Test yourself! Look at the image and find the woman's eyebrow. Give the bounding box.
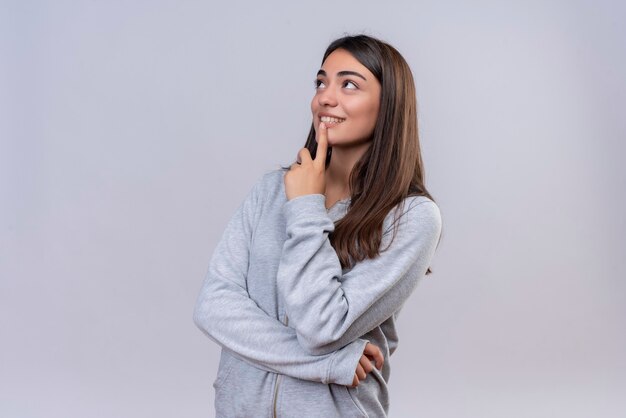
[316,69,367,81]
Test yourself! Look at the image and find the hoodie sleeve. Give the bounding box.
[277,193,442,355]
[193,177,367,386]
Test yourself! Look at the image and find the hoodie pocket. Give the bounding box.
[214,353,275,417]
[277,377,368,417]
[341,386,368,417]
[213,350,236,389]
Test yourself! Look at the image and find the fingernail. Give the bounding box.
[320,122,326,129]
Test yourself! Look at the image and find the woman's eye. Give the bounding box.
[314,79,326,89]
[343,80,358,89]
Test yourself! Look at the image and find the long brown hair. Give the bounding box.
[298,34,440,273]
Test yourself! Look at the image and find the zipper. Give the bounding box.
[272,375,281,417]
[273,314,289,418]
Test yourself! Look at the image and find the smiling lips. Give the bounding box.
[320,115,346,126]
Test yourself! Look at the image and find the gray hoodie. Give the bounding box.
[193,169,442,417]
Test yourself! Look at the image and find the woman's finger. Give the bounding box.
[314,122,328,168]
[364,343,384,370]
[356,363,366,381]
[360,354,373,374]
[297,147,313,165]
[351,374,360,388]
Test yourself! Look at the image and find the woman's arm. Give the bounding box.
[193,176,367,386]
[276,194,442,355]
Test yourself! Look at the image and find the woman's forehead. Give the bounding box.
[321,49,372,78]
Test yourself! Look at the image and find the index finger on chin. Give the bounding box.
[314,121,328,168]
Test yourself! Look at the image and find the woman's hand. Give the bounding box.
[350,342,384,387]
[284,122,328,200]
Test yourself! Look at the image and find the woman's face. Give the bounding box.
[311,48,381,148]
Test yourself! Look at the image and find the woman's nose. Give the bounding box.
[318,86,338,107]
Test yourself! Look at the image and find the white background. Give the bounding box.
[1,0,625,417]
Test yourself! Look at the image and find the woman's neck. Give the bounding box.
[324,142,371,207]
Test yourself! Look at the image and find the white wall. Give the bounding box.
[1,0,624,417]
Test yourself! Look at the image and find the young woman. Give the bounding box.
[194,34,443,417]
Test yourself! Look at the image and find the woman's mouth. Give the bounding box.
[320,115,346,126]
